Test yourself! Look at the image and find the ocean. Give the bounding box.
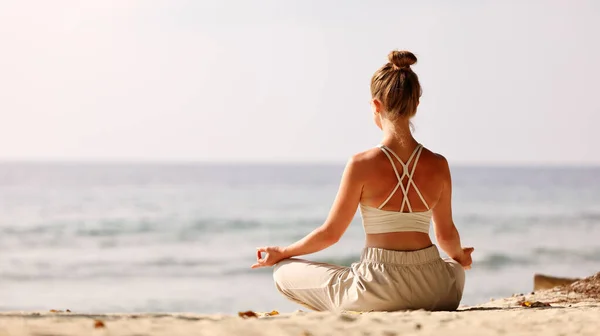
[0,163,599,314]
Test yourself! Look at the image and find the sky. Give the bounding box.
[1,0,599,165]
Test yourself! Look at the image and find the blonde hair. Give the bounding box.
[370,50,422,120]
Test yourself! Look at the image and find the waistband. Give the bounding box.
[360,245,441,265]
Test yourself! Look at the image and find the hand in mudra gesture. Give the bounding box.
[251,246,287,269]
[455,247,474,270]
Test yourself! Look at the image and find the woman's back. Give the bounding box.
[357,141,449,251]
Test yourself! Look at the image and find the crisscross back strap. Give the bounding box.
[377,144,430,212]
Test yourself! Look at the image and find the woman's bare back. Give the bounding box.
[356,142,449,251]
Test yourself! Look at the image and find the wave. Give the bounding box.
[0,253,361,281]
[0,218,320,239]
[0,215,328,237]
[2,246,599,282]
[458,211,600,227]
[0,258,242,281]
[532,247,600,262]
[2,208,598,242]
[580,211,600,222]
[474,253,533,270]
[137,257,222,268]
[473,247,600,271]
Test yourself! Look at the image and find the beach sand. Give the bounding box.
[1,274,599,336]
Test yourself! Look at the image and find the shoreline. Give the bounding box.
[2,274,599,336]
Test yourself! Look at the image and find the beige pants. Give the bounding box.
[273,245,465,312]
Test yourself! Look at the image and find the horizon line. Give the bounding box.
[0,158,599,168]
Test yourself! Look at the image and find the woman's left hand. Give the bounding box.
[251,246,287,269]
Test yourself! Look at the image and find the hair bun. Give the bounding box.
[388,50,417,70]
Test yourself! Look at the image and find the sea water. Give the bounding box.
[0,163,599,313]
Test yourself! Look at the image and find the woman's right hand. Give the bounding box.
[250,246,287,269]
[455,247,474,270]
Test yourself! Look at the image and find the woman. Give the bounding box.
[251,50,474,312]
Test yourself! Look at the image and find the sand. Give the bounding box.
[2,274,599,336]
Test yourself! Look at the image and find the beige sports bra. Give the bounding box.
[360,144,432,234]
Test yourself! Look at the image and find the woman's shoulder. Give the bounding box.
[343,147,386,179]
[420,146,452,175]
[422,146,448,163]
[349,147,382,163]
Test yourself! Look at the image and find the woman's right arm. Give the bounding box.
[432,155,472,266]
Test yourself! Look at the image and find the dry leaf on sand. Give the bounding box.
[519,300,552,308]
[238,311,259,318]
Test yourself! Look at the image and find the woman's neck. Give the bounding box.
[380,118,418,148]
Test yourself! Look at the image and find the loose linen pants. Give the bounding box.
[273,245,465,312]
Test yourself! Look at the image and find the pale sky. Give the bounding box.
[1,0,599,165]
